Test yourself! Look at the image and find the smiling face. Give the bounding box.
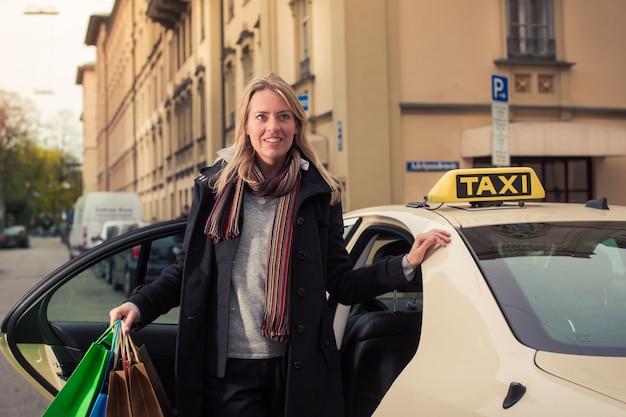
[245,88,297,178]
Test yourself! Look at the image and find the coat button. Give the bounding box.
[296,325,305,333]
[297,251,306,260]
[323,338,330,346]
[296,287,306,297]
[296,216,305,226]
[293,361,303,369]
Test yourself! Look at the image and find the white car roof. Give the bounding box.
[344,201,626,229]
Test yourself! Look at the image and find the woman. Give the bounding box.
[110,73,450,417]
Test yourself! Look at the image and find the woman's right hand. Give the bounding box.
[109,302,139,332]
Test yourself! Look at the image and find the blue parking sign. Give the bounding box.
[298,94,309,111]
[491,75,509,103]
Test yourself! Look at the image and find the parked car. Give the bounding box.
[93,220,143,247]
[92,220,144,280]
[0,225,29,248]
[3,168,626,416]
[109,231,183,296]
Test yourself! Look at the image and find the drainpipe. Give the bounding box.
[103,26,110,191]
[131,0,138,193]
[220,0,226,148]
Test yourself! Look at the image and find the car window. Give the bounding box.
[463,221,626,356]
[47,263,128,322]
[342,216,360,242]
[47,234,181,325]
[347,225,419,312]
[366,235,420,312]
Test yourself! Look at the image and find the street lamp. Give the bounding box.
[23,6,59,15]
[23,6,59,95]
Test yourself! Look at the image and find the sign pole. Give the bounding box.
[491,75,510,167]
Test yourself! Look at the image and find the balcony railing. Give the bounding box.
[507,36,556,60]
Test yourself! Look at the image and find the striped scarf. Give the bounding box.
[205,153,301,343]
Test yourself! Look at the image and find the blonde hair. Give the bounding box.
[213,73,342,204]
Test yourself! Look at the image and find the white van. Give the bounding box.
[68,192,143,258]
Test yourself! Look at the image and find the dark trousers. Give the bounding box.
[205,357,286,417]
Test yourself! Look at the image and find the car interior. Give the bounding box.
[339,232,423,417]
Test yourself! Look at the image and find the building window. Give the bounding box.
[176,26,183,68]
[227,0,234,21]
[241,45,254,84]
[198,80,206,137]
[175,14,193,68]
[506,0,555,60]
[199,0,205,39]
[152,74,158,111]
[168,40,174,80]
[295,0,311,79]
[474,157,591,203]
[187,11,193,56]
[175,95,193,148]
[159,65,164,101]
[224,61,236,129]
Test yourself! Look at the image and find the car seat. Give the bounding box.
[341,239,422,417]
[341,310,422,417]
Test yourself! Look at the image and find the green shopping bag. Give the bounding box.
[42,322,118,417]
[89,322,122,417]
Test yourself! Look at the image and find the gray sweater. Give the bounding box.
[227,189,285,358]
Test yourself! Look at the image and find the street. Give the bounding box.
[0,236,69,417]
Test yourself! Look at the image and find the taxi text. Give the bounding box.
[456,173,531,198]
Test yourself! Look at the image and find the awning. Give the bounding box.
[461,122,626,158]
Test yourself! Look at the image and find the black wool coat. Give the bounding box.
[128,160,411,417]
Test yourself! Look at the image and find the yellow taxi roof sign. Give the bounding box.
[427,167,546,204]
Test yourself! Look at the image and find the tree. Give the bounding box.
[0,90,82,229]
[0,90,39,228]
[42,109,82,162]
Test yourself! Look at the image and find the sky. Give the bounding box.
[0,0,114,123]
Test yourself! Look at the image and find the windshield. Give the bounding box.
[462,222,626,356]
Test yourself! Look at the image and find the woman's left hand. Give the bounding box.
[406,229,451,266]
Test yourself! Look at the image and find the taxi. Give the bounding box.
[339,167,626,416]
[2,167,626,416]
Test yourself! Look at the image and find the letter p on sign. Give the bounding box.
[492,75,509,103]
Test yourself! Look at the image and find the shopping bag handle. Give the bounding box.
[95,320,120,346]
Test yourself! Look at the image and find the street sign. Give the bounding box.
[337,120,343,151]
[298,94,309,112]
[492,75,508,102]
[406,161,459,172]
[491,74,510,167]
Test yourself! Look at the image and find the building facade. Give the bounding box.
[78,0,626,221]
[75,63,98,195]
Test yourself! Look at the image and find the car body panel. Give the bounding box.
[534,352,626,403]
[0,339,54,399]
